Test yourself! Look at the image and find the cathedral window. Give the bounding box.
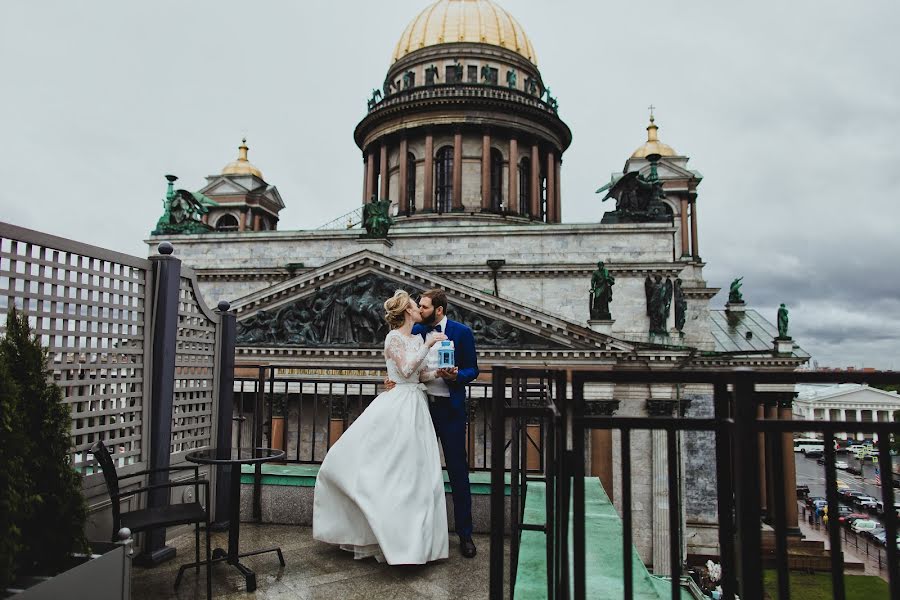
[467,65,478,83]
[490,148,503,212]
[518,157,531,216]
[215,214,239,231]
[434,146,454,214]
[406,152,417,215]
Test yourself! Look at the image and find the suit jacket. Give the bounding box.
[412,319,479,407]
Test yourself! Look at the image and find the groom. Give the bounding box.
[415,288,479,558]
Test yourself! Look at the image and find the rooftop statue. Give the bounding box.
[777,303,790,339]
[152,175,216,235]
[362,195,394,239]
[674,278,687,332]
[506,69,517,89]
[598,157,668,223]
[728,277,744,304]
[589,261,615,320]
[645,275,673,336]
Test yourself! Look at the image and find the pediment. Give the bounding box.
[199,177,250,197]
[231,250,633,353]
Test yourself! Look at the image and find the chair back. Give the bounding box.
[90,441,121,526]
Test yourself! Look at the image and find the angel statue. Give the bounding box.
[589,261,615,320]
[645,275,673,336]
[728,277,744,304]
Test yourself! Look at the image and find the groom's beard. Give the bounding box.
[421,311,437,326]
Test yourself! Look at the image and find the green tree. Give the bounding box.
[0,337,27,588]
[1,308,87,579]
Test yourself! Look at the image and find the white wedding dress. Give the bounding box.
[312,329,449,564]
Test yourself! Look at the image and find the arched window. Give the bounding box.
[215,214,239,231]
[434,146,454,214]
[490,148,503,212]
[406,152,417,215]
[518,157,531,216]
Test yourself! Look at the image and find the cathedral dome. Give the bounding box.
[392,0,537,65]
[222,139,263,179]
[631,116,678,159]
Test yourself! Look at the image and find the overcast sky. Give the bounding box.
[2,1,898,368]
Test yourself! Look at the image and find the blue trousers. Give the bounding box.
[429,395,473,537]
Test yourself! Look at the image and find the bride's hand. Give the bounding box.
[427,333,448,347]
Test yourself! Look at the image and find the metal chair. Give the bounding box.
[91,441,212,599]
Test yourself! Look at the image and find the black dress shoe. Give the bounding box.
[459,536,477,558]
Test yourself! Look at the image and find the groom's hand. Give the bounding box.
[437,367,458,381]
[383,377,396,391]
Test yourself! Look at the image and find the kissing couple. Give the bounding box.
[312,288,479,564]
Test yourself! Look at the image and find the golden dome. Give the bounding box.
[392,0,537,65]
[222,139,263,179]
[631,116,678,159]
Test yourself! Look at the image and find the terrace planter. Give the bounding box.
[3,537,133,600]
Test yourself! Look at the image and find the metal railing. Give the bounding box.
[490,367,568,600]
[486,366,900,600]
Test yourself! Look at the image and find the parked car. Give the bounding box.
[834,460,850,470]
[841,513,870,525]
[856,496,879,510]
[841,491,867,505]
[806,495,825,509]
[851,519,880,534]
[816,456,826,465]
[805,449,824,459]
[864,527,886,542]
[796,485,811,499]
[875,501,900,515]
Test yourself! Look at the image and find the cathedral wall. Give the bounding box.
[156,223,715,346]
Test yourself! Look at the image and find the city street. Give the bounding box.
[795,452,900,500]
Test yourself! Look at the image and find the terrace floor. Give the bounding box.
[132,524,502,599]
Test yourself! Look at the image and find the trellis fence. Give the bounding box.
[0,221,235,561]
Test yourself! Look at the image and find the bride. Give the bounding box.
[312,289,450,564]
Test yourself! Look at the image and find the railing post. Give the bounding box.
[137,242,181,565]
[731,369,763,599]
[212,301,236,530]
[490,365,507,600]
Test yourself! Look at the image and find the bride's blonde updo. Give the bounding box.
[383,290,411,329]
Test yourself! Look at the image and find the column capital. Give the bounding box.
[584,399,620,416]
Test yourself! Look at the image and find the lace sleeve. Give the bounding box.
[384,333,430,379]
[419,369,437,382]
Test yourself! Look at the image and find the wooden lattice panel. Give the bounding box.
[170,273,217,456]
[0,230,151,474]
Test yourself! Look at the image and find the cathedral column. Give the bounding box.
[779,396,800,534]
[530,143,540,219]
[588,400,618,502]
[555,156,562,223]
[423,133,434,212]
[481,132,491,211]
[379,143,389,201]
[508,138,518,214]
[453,130,463,210]
[361,155,367,205]
[680,198,690,257]
[690,199,700,260]
[757,402,768,517]
[238,209,246,232]
[765,400,779,521]
[647,396,679,576]
[365,151,376,202]
[546,150,556,223]
[399,137,408,214]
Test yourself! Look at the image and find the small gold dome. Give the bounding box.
[631,116,678,159]
[222,139,263,179]
[392,0,537,65]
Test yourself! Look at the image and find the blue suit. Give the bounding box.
[412,319,479,537]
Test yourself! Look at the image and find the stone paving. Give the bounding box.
[132,524,504,599]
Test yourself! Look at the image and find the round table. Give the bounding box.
[177,447,286,592]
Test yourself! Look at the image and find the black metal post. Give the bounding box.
[212,301,236,531]
[572,373,586,600]
[137,242,181,565]
[489,366,507,600]
[713,381,737,600]
[732,370,762,599]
